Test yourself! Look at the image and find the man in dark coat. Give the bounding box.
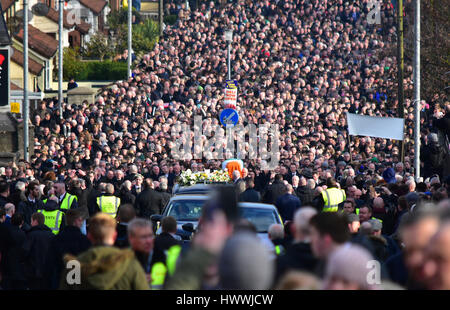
[118,181,136,206]
[1,213,27,289]
[152,216,181,265]
[276,207,319,283]
[135,178,164,219]
[421,133,446,179]
[239,178,261,203]
[296,177,316,207]
[0,180,10,209]
[22,212,54,290]
[17,181,44,229]
[157,182,172,211]
[114,204,136,249]
[262,174,287,205]
[44,209,91,289]
[275,184,301,222]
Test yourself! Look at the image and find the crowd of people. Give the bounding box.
[0,0,449,290]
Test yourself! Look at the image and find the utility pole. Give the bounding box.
[414,0,421,181]
[23,0,29,161]
[58,0,63,120]
[127,0,132,79]
[159,0,163,36]
[397,0,405,162]
[23,0,30,161]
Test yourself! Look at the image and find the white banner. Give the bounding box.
[346,112,405,140]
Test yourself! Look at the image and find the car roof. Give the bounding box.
[173,183,234,195]
[168,196,277,210]
[238,202,277,210]
[170,194,211,201]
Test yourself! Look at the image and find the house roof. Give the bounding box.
[75,21,91,34]
[45,6,75,29]
[11,81,21,90]
[1,0,15,11]
[0,0,12,46]
[31,3,91,34]
[11,47,44,75]
[14,24,58,59]
[79,0,107,15]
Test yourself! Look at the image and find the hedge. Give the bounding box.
[64,60,128,81]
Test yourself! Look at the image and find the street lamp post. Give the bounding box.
[58,0,63,120]
[224,29,233,81]
[23,0,29,161]
[127,0,132,79]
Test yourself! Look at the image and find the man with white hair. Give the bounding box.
[275,207,318,281]
[406,179,416,193]
[4,203,15,225]
[268,224,286,256]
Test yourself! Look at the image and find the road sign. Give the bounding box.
[10,102,20,113]
[220,108,239,127]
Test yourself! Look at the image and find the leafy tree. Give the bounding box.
[83,32,114,61]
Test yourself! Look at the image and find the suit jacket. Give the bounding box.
[239,188,261,203]
[152,232,181,265]
[275,193,301,222]
[22,225,54,280]
[135,188,164,218]
[262,180,286,205]
[18,199,45,226]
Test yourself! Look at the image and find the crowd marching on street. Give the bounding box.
[0,0,450,290]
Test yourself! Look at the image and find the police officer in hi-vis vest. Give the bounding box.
[314,177,346,213]
[53,179,78,211]
[38,196,65,235]
[96,183,121,218]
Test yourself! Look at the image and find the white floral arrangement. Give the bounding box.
[178,169,231,186]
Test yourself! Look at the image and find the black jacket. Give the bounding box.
[157,190,172,210]
[275,242,318,283]
[1,224,27,289]
[152,232,181,265]
[118,189,136,207]
[114,223,130,249]
[262,180,286,205]
[70,188,90,220]
[0,194,10,208]
[22,224,54,280]
[296,186,316,207]
[18,198,45,226]
[239,188,261,203]
[421,143,445,178]
[135,188,164,219]
[44,225,91,289]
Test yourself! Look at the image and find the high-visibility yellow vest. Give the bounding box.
[151,262,167,290]
[122,0,128,8]
[38,209,63,235]
[97,196,121,218]
[60,194,78,211]
[275,245,285,256]
[150,244,182,289]
[166,245,182,276]
[321,188,346,212]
